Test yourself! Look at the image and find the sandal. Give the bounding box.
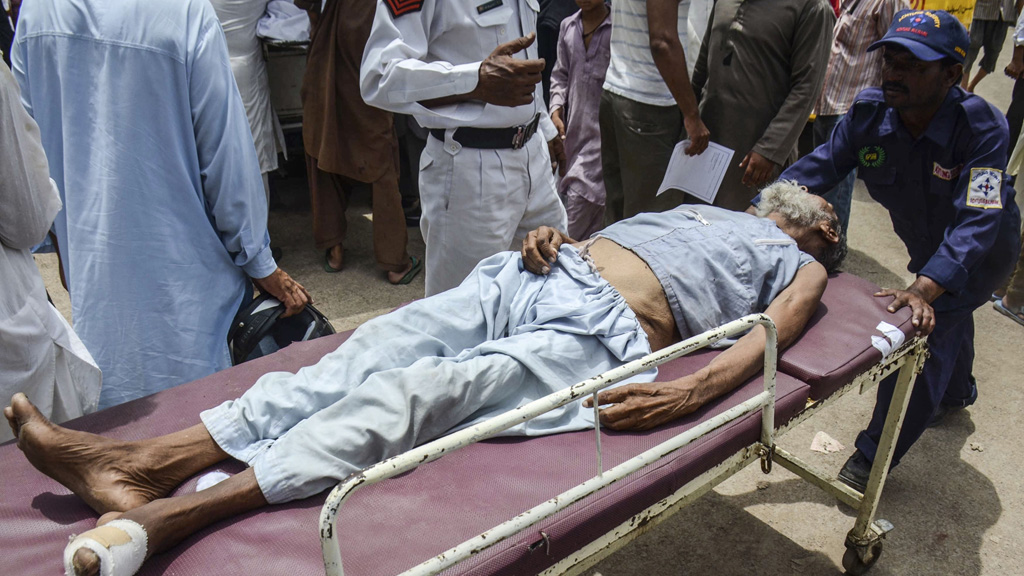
[323,247,343,273]
[389,256,423,285]
[993,299,1024,327]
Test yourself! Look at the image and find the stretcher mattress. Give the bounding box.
[0,272,907,576]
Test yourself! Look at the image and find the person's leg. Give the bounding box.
[616,97,686,217]
[968,21,1007,92]
[600,89,625,225]
[306,154,347,270]
[564,188,606,240]
[247,251,652,504]
[962,19,985,90]
[3,394,228,515]
[69,467,266,576]
[366,153,414,281]
[999,224,1024,315]
[511,134,569,248]
[853,308,974,466]
[1007,78,1024,150]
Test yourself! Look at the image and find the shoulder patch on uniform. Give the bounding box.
[967,168,1003,209]
[385,0,423,18]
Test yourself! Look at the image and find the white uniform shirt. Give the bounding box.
[360,0,557,141]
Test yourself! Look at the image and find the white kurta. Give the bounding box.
[12,0,277,409]
[210,0,285,175]
[0,61,101,441]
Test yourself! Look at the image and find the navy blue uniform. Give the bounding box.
[779,86,1021,465]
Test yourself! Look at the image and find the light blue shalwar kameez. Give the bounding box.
[11,0,276,408]
[202,248,654,504]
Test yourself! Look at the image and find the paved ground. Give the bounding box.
[33,39,1023,576]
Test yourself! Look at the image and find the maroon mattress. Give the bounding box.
[0,272,900,576]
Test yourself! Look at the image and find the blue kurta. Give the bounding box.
[12,0,277,408]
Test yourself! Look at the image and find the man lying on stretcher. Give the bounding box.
[5,181,846,576]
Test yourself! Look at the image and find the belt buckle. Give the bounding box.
[511,113,540,150]
[512,125,525,150]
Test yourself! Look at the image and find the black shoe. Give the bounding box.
[838,450,871,493]
[926,403,962,428]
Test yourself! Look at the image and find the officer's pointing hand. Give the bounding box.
[473,33,546,107]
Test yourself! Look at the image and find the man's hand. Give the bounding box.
[739,151,777,187]
[551,107,566,140]
[548,136,567,176]
[874,276,944,336]
[521,226,574,275]
[582,378,704,431]
[253,268,312,318]
[471,33,545,107]
[683,114,710,156]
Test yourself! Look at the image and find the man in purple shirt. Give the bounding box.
[549,0,611,239]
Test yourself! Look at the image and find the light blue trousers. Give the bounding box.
[202,247,653,504]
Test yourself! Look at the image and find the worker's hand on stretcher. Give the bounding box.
[874,275,943,337]
[521,226,576,275]
[253,268,312,318]
[583,376,706,431]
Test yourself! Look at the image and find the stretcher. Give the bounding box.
[0,272,924,576]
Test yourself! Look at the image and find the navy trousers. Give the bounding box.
[855,299,979,466]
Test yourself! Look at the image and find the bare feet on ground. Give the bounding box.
[327,244,344,271]
[3,393,181,514]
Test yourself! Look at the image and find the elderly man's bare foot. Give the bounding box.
[5,394,195,514]
[67,469,267,576]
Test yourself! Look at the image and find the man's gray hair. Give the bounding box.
[756,180,848,274]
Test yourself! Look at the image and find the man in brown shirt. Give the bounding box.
[297,0,420,284]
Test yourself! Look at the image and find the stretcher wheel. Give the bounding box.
[842,540,882,575]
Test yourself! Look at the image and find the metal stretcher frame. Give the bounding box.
[318,314,927,576]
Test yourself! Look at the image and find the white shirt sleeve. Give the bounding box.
[1015,10,1024,46]
[360,1,485,124]
[0,61,61,251]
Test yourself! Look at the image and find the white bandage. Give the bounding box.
[870,321,906,359]
[64,519,148,576]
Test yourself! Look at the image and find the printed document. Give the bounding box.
[657,141,735,204]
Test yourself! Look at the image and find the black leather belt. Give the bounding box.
[429,113,540,150]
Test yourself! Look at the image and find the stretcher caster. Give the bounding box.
[842,539,882,575]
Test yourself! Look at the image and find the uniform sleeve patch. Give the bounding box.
[967,167,1003,209]
[385,0,423,18]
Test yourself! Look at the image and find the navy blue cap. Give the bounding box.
[867,10,969,64]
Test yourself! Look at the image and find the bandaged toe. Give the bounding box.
[63,519,148,576]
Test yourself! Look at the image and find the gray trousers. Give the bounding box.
[600,90,688,224]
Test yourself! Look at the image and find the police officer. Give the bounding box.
[361,0,569,296]
[764,10,1021,491]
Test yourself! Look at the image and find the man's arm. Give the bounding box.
[743,0,835,187]
[188,12,310,316]
[648,0,709,155]
[584,262,828,431]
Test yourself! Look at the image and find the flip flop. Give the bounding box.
[993,299,1024,327]
[389,256,423,285]
[64,518,148,576]
[323,248,343,274]
[991,293,1002,302]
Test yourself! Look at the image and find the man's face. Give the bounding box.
[880,46,954,111]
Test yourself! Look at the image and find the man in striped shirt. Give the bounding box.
[600,0,709,224]
[813,0,910,232]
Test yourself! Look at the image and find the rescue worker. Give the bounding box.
[360,0,569,296]
[760,10,1021,491]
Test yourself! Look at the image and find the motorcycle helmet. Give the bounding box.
[228,293,336,365]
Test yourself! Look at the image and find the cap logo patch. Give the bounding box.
[898,11,942,27]
[858,146,887,168]
[385,0,423,18]
[967,167,1003,209]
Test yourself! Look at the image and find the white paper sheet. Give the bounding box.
[657,140,735,204]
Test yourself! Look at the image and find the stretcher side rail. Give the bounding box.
[319,314,780,576]
[541,335,928,576]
